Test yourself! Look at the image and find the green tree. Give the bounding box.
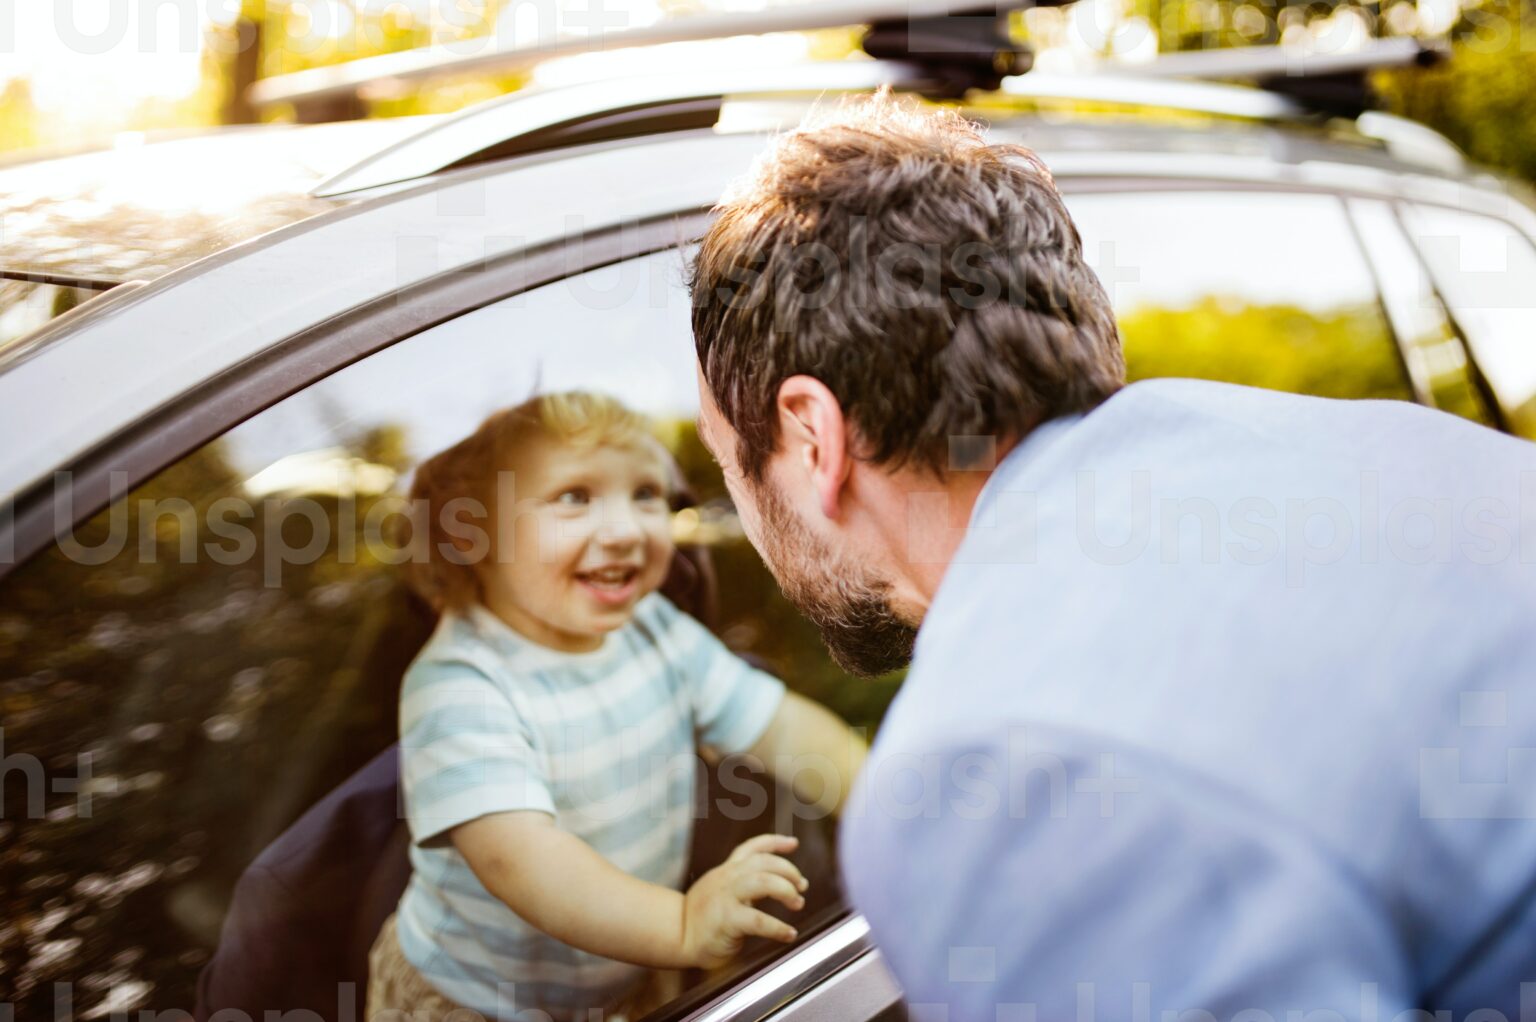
[1377,0,1536,184]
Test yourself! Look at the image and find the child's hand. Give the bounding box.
[681,834,808,970]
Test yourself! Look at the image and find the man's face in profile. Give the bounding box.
[695,366,916,678]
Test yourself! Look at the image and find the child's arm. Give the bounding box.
[745,691,869,816]
[453,814,807,970]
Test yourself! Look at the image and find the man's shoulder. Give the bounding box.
[1083,378,1534,467]
[976,377,1536,536]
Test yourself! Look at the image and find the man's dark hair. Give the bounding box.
[690,92,1125,481]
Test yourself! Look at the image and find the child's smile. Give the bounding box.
[574,562,644,606]
[476,436,674,652]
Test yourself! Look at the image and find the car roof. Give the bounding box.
[0,110,1522,501]
[0,94,1489,293]
[0,129,760,509]
[0,117,438,289]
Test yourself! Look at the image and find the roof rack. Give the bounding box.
[306,30,1455,197]
[1123,35,1449,117]
[1000,71,1305,120]
[999,37,1449,121]
[250,0,1039,120]
[0,269,121,292]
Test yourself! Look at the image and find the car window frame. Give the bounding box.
[2,209,711,581]
[1391,197,1536,436]
[0,204,901,1022]
[11,165,1527,1022]
[1343,196,1505,429]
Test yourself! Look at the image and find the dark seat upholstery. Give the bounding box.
[194,743,406,1021]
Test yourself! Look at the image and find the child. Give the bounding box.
[367,392,868,1022]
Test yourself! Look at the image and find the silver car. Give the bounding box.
[3,5,1534,1019]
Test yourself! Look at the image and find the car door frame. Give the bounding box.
[1052,174,1536,430]
[0,129,789,572]
[1388,196,1536,435]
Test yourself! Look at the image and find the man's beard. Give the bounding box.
[751,479,917,678]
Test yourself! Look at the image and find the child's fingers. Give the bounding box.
[728,833,798,863]
[742,852,808,893]
[734,872,805,911]
[733,905,797,944]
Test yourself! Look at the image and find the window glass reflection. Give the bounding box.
[0,248,883,1017]
[1344,198,1493,427]
[1399,203,1536,439]
[1067,191,1414,403]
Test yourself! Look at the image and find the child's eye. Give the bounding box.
[555,488,590,506]
[634,484,665,503]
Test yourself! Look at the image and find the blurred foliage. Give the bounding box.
[1376,0,1536,183]
[0,430,424,1015]
[1120,297,1415,399]
[0,0,1531,190]
[236,0,530,120]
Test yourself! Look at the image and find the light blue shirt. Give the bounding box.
[397,593,784,1020]
[842,379,1536,1021]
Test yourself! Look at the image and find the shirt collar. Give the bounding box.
[967,412,1085,531]
[463,602,619,671]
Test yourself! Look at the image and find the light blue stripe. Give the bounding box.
[699,672,785,754]
[542,722,693,804]
[513,656,687,733]
[395,592,784,1018]
[409,757,549,809]
[404,704,529,747]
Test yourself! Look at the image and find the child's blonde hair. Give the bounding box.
[404,391,662,612]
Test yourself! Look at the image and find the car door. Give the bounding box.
[0,208,903,1020]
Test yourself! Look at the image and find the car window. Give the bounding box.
[1398,203,1536,439]
[0,247,885,1017]
[1344,198,1495,428]
[1066,190,1415,403]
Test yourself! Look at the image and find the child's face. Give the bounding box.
[477,435,675,652]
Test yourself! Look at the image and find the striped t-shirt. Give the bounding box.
[395,593,786,1020]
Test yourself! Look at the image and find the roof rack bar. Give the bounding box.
[864,5,1036,96]
[249,0,1030,112]
[999,70,1306,119]
[1120,36,1449,117]
[1125,35,1448,83]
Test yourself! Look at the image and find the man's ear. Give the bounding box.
[776,375,850,520]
